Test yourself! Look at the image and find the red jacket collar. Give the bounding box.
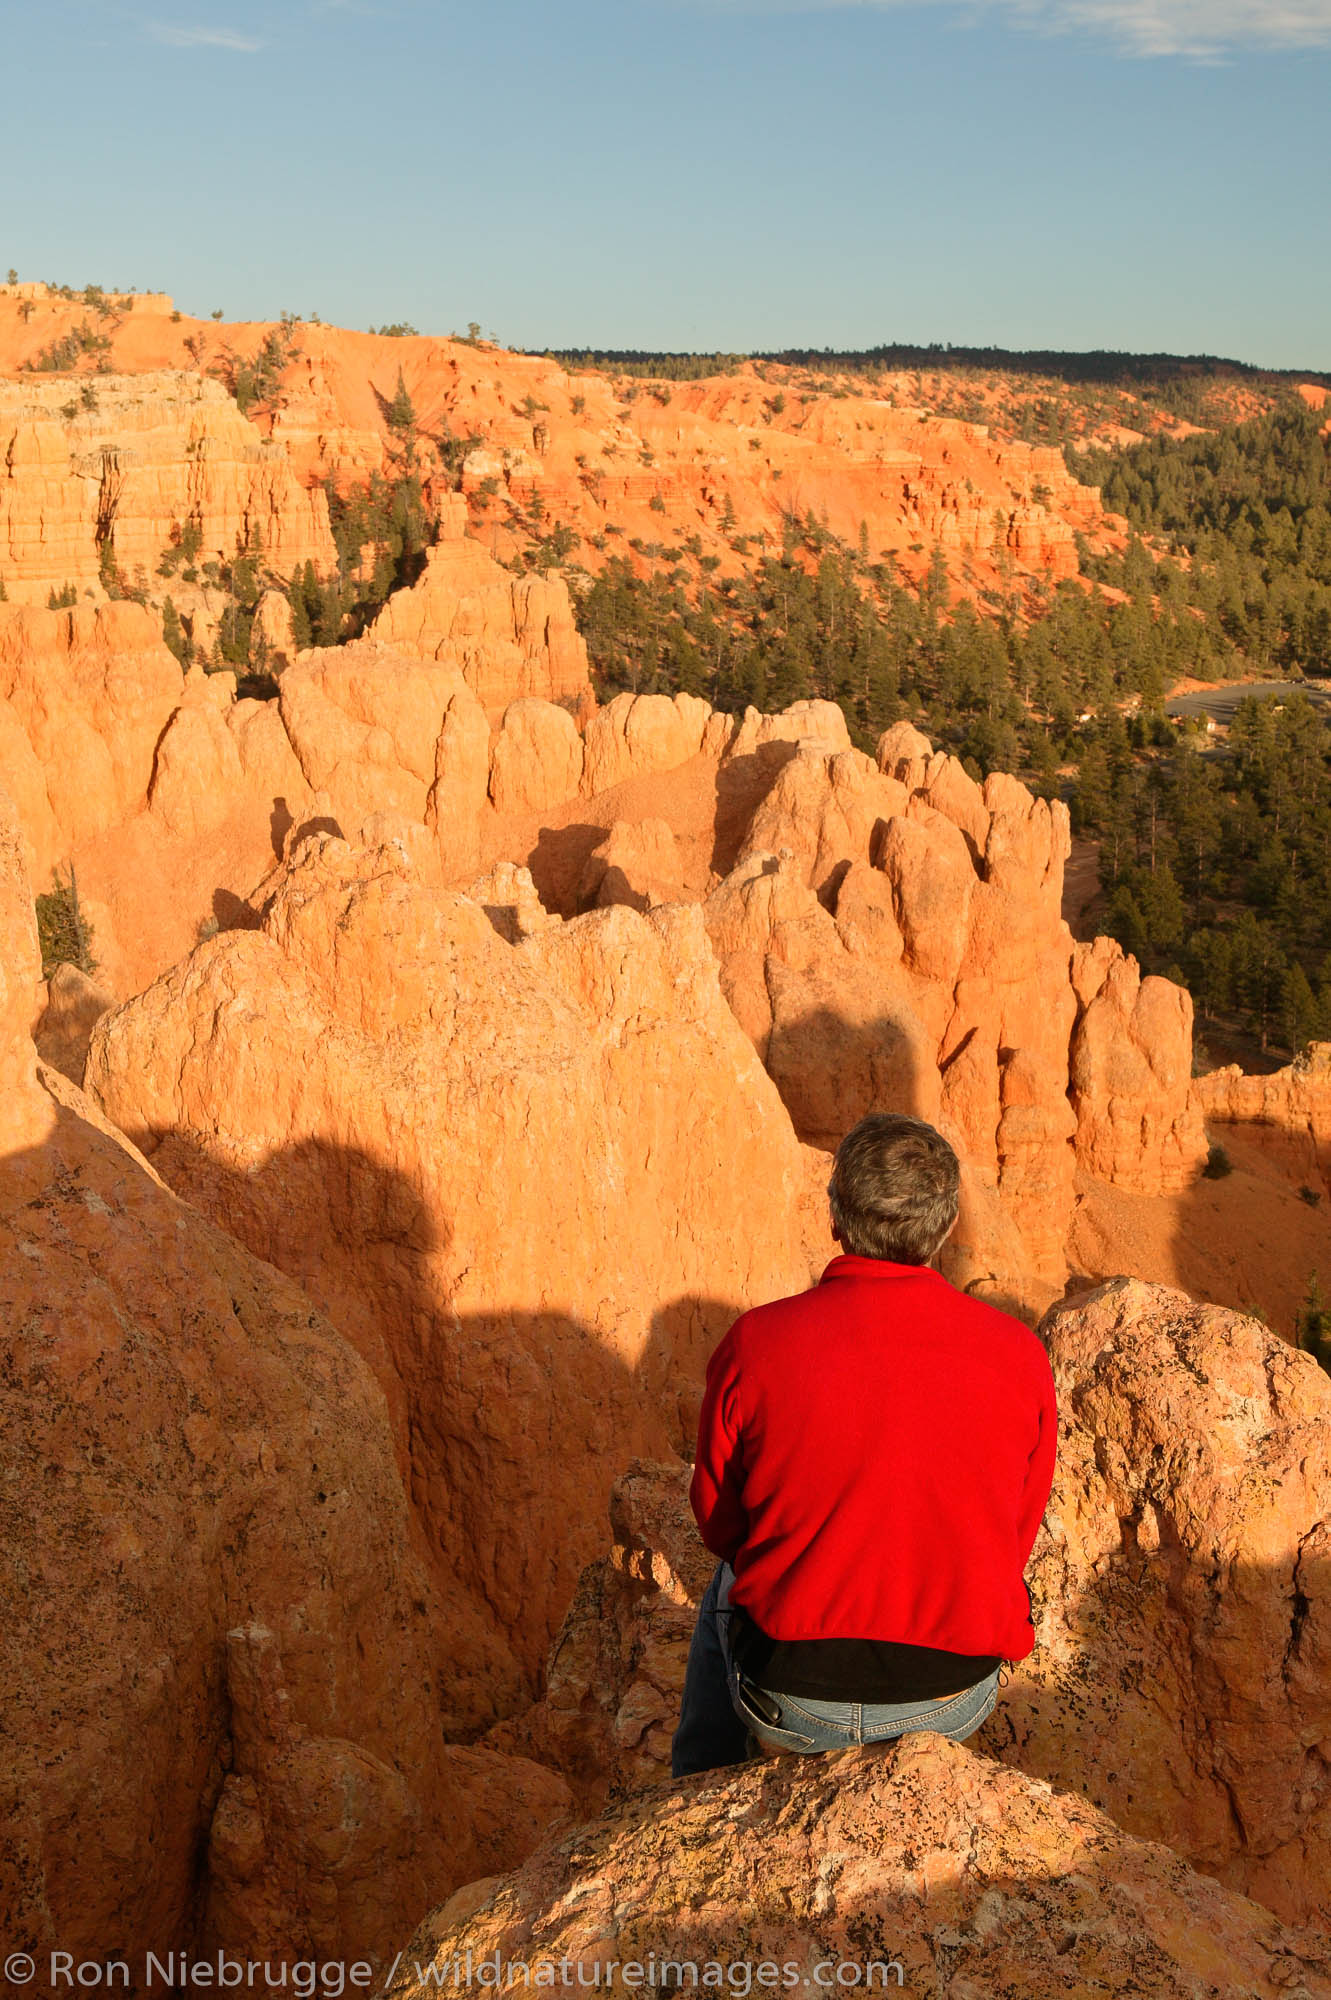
[820,1253,944,1284]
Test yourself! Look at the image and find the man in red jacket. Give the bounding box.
[671,1111,1057,1773]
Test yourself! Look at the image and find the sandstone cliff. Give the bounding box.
[0,600,184,887]
[85,827,819,1715]
[0,371,333,604]
[0,786,570,1977]
[1198,1042,1331,1194]
[0,286,1121,612]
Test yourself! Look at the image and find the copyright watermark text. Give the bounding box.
[1,1951,906,1996]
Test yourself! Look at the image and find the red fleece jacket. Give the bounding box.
[690,1255,1058,1662]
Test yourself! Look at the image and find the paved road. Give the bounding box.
[1165,680,1331,724]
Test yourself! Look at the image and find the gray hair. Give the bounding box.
[827,1113,960,1265]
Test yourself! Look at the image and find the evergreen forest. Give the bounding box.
[574,398,1331,1062]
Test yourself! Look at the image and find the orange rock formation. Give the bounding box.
[0,370,333,604]
[389,1738,1331,2000]
[367,495,593,716]
[990,1276,1331,1927]
[0,285,1120,610]
[8,281,1331,1997]
[2,558,1310,1333]
[0,507,593,989]
[85,829,820,1712]
[697,719,1205,1309]
[0,786,568,1978]
[1198,1042,1331,1193]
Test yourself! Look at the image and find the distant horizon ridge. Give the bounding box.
[534,341,1331,385]
[4,283,1330,383]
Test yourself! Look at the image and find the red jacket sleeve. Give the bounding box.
[1016,1350,1059,1564]
[689,1323,747,1562]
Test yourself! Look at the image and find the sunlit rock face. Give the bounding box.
[86,826,817,1717]
[986,1275,1331,1930]
[0,370,335,605]
[387,1736,1331,2000]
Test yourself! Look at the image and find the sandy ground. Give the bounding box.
[1067,1124,1331,1341]
[477,746,789,915]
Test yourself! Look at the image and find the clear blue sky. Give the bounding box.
[4,0,1329,367]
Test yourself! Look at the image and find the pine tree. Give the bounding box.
[1069,744,1107,833]
[1281,962,1321,1059]
[1105,882,1147,961]
[386,369,416,437]
[1136,862,1185,955]
[161,596,190,666]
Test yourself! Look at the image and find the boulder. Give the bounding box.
[737,745,908,899]
[579,818,684,912]
[985,1277,1331,1928]
[580,692,712,796]
[489,698,584,814]
[389,1740,1331,2000]
[278,637,472,825]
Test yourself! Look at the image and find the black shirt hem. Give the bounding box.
[731,1608,1003,1702]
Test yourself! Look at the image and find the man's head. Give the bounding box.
[827,1113,960,1266]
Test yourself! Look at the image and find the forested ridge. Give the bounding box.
[541,345,1330,439]
[574,397,1331,1060]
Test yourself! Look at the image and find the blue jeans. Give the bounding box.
[671,1562,750,1776]
[671,1562,1002,1776]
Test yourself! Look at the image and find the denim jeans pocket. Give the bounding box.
[734,1682,818,1749]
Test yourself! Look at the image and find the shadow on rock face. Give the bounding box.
[0,1098,499,1992]
[710,744,801,881]
[763,1002,931,1156]
[211,886,263,931]
[524,821,613,916]
[82,1120,747,1737]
